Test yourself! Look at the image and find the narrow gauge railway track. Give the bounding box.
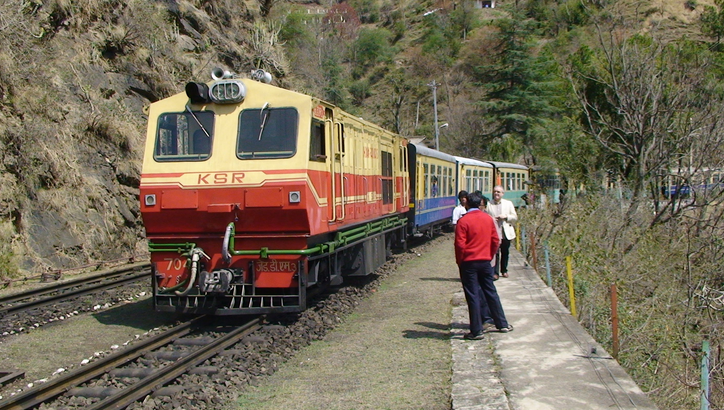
[0,316,262,410]
[0,237,445,409]
[0,262,150,318]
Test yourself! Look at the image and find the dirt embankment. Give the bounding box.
[0,0,269,275]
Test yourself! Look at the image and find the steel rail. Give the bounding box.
[87,318,262,410]
[0,264,150,317]
[0,262,150,305]
[0,317,203,410]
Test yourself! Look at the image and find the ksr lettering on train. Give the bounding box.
[197,172,245,185]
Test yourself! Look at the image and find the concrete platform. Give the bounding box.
[451,250,659,410]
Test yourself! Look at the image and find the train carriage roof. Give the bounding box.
[454,156,494,168]
[486,161,529,171]
[410,143,457,163]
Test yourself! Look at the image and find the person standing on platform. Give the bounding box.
[452,190,468,226]
[486,185,517,278]
[455,191,513,339]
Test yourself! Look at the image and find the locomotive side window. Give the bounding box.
[237,107,298,159]
[310,119,326,162]
[154,111,214,161]
[337,124,346,155]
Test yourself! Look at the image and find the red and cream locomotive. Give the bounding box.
[140,69,410,315]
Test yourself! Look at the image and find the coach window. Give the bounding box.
[447,167,452,196]
[310,119,326,162]
[424,163,429,197]
[436,166,442,196]
[237,107,298,159]
[155,111,214,162]
[444,167,449,196]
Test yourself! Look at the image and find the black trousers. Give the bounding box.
[458,260,509,334]
[493,237,511,275]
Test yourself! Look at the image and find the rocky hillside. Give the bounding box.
[0,0,278,275]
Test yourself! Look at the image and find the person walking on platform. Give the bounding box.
[455,192,513,339]
[486,185,517,278]
[452,190,468,226]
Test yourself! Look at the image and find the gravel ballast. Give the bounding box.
[0,234,461,408]
[235,234,460,410]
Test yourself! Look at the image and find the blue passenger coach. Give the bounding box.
[407,143,457,237]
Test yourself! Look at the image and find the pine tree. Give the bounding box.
[472,10,558,163]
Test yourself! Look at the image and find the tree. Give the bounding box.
[701,0,724,45]
[350,27,394,77]
[566,30,724,233]
[471,11,559,163]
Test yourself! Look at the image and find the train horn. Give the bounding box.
[211,67,234,80]
[250,69,272,84]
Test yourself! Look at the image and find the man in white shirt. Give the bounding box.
[486,185,518,278]
[452,190,468,226]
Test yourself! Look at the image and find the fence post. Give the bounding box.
[566,256,576,318]
[530,231,538,273]
[521,226,527,259]
[544,242,552,287]
[701,340,710,410]
[611,283,619,360]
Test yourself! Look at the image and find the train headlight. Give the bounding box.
[209,80,246,104]
[144,194,157,206]
[289,191,301,204]
[185,82,211,104]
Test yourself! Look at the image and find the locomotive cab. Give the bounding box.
[140,69,409,315]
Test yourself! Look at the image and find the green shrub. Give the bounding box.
[349,0,380,23]
[349,80,370,105]
[352,27,394,68]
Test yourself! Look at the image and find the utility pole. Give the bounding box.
[428,80,440,150]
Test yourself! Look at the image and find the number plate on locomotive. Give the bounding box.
[254,260,298,273]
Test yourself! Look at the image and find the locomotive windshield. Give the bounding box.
[154,111,214,161]
[237,107,298,159]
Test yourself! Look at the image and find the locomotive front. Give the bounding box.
[140,70,325,315]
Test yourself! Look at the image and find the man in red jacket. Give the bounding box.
[455,191,513,339]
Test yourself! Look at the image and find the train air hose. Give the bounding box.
[222,224,233,265]
[175,248,209,296]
